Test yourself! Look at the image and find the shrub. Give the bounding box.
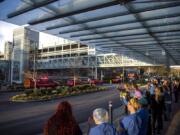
[61,86,69,95]
[98,86,107,91]
[11,94,26,101]
[71,86,79,91]
[33,89,42,96]
[25,89,33,95]
[52,90,57,94]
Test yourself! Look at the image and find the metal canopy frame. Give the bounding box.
[28,0,134,25]
[70,22,180,37]
[124,4,178,64]
[2,0,180,65]
[46,2,180,30]
[57,14,180,34]
[80,29,180,41]
[89,36,180,44]
[7,0,59,18]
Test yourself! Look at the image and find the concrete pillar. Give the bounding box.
[122,67,125,83]
[94,67,97,79]
[165,55,170,72]
[100,70,103,81]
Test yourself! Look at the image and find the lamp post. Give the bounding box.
[33,42,37,90]
[10,34,15,85]
[108,101,113,124]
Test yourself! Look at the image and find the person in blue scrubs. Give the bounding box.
[137,97,149,135]
[119,98,142,135]
[88,108,118,135]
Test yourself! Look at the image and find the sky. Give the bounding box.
[0,21,19,53]
[0,21,73,53]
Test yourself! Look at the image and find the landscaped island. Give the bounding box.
[11,84,108,102]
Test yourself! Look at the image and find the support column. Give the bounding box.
[95,67,97,79]
[123,66,125,83]
[100,69,103,81]
[165,55,170,73]
[10,47,14,85]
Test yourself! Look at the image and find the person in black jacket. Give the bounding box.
[155,87,165,134]
[163,80,172,121]
[173,79,180,103]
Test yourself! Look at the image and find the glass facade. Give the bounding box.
[12,27,39,83]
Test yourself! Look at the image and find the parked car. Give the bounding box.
[66,80,81,87]
[27,78,59,89]
[112,78,121,83]
[90,79,103,85]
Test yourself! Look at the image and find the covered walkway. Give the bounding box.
[1,0,180,65]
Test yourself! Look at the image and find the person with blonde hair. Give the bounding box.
[120,83,131,115]
[119,98,141,135]
[129,98,141,111]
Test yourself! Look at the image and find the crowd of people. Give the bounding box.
[43,78,180,135]
[118,78,180,135]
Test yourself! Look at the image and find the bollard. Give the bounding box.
[110,79,112,84]
[108,101,113,124]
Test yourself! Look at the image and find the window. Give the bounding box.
[63,45,70,50]
[56,46,62,51]
[80,52,88,56]
[56,55,62,58]
[14,39,21,47]
[49,56,54,59]
[71,44,78,49]
[38,50,41,53]
[71,53,78,57]
[49,47,55,52]
[43,48,48,52]
[63,54,70,57]
[80,44,87,48]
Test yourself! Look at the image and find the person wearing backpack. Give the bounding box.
[88,108,118,135]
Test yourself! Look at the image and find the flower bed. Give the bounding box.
[11,84,108,102]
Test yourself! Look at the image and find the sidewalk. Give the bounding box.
[79,105,125,135]
[163,100,180,135]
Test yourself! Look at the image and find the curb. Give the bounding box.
[10,88,111,103]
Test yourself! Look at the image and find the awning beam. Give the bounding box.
[125,4,178,64]
[29,0,133,25]
[7,0,58,18]
[80,29,180,41]
[46,2,180,30]
[70,22,180,37]
[57,13,180,34]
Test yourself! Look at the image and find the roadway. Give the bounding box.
[0,86,121,135]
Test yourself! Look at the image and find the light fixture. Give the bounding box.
[145,50,149,56]
[162,50,166,56]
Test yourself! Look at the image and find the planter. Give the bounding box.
[11,86,109,102]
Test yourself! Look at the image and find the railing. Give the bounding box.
[35,54,154,69]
